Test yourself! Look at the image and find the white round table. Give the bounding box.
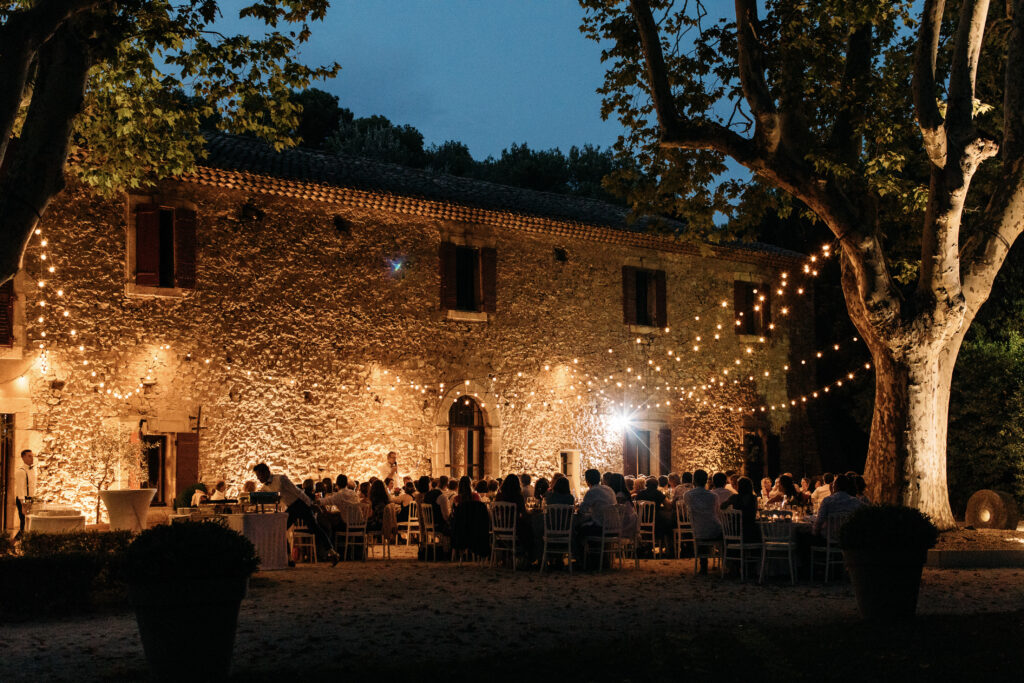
[26,514,86,533]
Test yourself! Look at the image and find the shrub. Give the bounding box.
[173,482,207,510]
[840,505,939,552]
[21,530,132,557]
[0,553,110,620]
[125,521,259,583]
[0,533,15,557]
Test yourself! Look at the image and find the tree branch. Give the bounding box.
[1004,0,1024,161]
[946,0,991,139]
[733,0,780,155]
[912,0,948,168]
[0,17,94,285]
[628,0,683,140]
[827,25,873,165]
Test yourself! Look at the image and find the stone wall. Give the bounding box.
[0,179,817,521]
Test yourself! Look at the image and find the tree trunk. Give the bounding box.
[862,342,958,529]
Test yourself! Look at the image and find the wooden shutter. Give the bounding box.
[654,269,667,328]
[174,208,197,289]
[759,284,771,337]
[480,247,497,314]
[622,266,637,325]
[733,281,751,334]
[623,431,638,477]
[658,427,672,476]
[135,205,160,286]
[0,280,14,346]
[174,432,200,498]
[439,242,458,310]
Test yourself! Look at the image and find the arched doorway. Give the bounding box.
[449,396,484,480]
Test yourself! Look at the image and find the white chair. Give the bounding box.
[398,501,419,546]
[583,504,623,572]
[759,519,797,584]
[336,504,368,561]
[635,500,657,558]
[540,504,574,574]
[418,502,441,561]
[722,509,761,581]
[367,504,397,560]
[674,500,694,558]
[692,533,724,576]
[489,501,518,570]
[810,513,849,581]
[291,521,317,564]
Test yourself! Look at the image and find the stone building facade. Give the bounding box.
[0,134,817,526]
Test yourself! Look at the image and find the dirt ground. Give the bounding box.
[1,545,1022,682]
[935,526,1024,551]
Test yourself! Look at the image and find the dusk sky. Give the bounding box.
[233,1,626,159]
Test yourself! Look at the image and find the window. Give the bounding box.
[622,266,666,328]
[734,280,771,336]
[134,204,197,289]
[623,429,652,476]
[0,280,14,347]
[439,242,496,314]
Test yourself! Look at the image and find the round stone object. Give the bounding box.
[965,490,1019,530]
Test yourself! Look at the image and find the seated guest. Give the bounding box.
[445,478,459,504]
[319,474,361,509]
[632,477,646,498]
[721,476,760,542]
[358,481,371,503]
[854,474,871,503]
[520,474,534,499]
[301,478,316,502]
[636,477,667,508]
[760,477,773,499]
[607,472,638,540]
[673,472,693,501]
[242,480,258,495]
[637,476,671,541]
[190,486,209,506]
[799,477,813,496]
[384,477,395,495]
[578,468,616,529]
[414,475,431,503]
[454,476,480,506]
[813,474,865,537]
[682,470,723,574]
[666,473,681,502]
[710,472,732,506]
[769,474,806,507]
[395,482,416,522]
[474,479,490,500]
[726,474,740,494]
[366,479,391,532]
[495,473,527,517]
[545,476,575,506]
[210,480,228,501]
[321,478,335,495]
[423,478,451,532]
[811,473,833,512]
[487,480,499,500]
[533,477,550,502]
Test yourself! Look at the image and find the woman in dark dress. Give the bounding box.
[721,476,760,541]
[366,479,390,532]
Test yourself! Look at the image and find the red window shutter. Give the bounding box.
[439,242,458,310]
[654,269,667,328]
[135,205,160,286]
[623,431,638,477]
[658,427,672,476]
[622,266,637,325]
[480,247,497,314]
[174,208,197,289]
[174,432,200,499]
[0,280,14,346]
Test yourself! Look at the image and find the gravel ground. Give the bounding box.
[935,527,1024,551]
[1,546,1022,682]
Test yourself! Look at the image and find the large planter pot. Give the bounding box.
[128,576,248,681]
[100,488,155,532]
[844,547,927,620]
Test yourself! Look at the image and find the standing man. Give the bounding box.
[379,451,400,484]
[253,463,339,566]
[14,449,36,537]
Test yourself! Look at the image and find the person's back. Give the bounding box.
[637,478,666,507]
[722,477,760,541]
[811,473,833,512]
[683,471,723,541]
[814,475,865,536]
[545,477,575,506]
[710,472,732,505]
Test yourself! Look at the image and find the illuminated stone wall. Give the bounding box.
[0,179,816,520]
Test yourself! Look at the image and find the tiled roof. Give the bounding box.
[185,133,806,267]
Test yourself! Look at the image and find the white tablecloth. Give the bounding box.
[225,513,289,571]
[26,514,86,533]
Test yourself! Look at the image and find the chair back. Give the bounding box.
[407,501,419,523]
[675,500,691,526]
[341,503,367,530]
[635,500,656,527]
[824,512,849,547]
[543,504,574,539]
[596,504,622,537]
[418,501,436,535]
[490,501,518,536]
[760,518,793,543]
[722,509,743,541]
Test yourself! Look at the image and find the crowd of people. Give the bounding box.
[246,454,871,572]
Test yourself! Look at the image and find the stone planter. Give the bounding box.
[129,577,248,681]
[99,488,155,532]
[844,547,927,620]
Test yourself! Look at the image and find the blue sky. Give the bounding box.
[258,1,624,159]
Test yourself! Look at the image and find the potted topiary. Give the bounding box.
[125,521,259,681]
[840,505,939,620]
[89,425,155,531]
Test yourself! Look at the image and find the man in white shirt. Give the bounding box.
[520,474,534,499]
[710,472,733,506]
[378,451,401,484]
[578,468,617,527]
[14,449,37,536]
[673,471,694,502]
[682,470,723,574]
[254,463,339,565]
[813,474,865,537]
[319,474,360,509]
[811,473,834,512]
